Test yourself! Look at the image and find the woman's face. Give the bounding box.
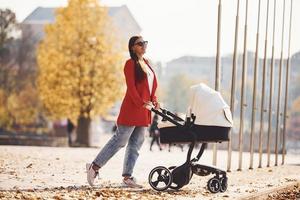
[132,37,148,56]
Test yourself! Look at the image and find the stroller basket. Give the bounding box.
[159,125,230,144]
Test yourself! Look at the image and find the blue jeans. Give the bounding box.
[93,125,146,177]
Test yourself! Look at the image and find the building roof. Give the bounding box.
[22,5,141,32]
[167,55,214,65]
[23,7,56,23]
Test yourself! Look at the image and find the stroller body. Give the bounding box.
[148,83,233,193]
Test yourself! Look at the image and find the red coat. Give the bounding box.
[117,58,158,126]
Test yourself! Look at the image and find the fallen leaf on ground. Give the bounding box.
[26,163,33,168]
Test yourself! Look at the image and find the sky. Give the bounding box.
[0,0,299,63]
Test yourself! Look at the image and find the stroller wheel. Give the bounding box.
[148,166,172,191]
[207,177,221,193]
[219,176,228,192]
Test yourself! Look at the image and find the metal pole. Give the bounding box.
[275,0,286,166]
[227,0,240,172]
[213,0,222,166]
[267,0,277,168]
[282,0,293,165]
[260,0,270,168]
[238,0,249,171]
[250,0,261,170]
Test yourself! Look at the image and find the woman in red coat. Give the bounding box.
[86,36,159,188]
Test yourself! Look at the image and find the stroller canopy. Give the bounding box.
[189,83,233,127]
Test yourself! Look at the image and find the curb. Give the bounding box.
[240,181,300,200]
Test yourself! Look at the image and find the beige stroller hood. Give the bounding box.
[189,83,233,127]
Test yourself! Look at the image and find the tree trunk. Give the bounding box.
[75,115,91,147]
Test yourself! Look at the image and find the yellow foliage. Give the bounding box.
[0,89,12,128]
[7,84,39,125]
[37,0,125,121]
[0,85,39,128]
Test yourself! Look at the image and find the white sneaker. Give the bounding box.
[86,163,98,186]
[122,177,143,188]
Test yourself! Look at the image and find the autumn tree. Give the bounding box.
[0,8,17,96]
[0,8,42,130]
[0,9,17,48]
[0,8,17,128]
[37,0,124,146]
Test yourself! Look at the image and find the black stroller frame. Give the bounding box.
[148,107,228,193]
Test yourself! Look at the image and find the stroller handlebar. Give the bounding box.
[150,106,197,129]
[149,107,187,127]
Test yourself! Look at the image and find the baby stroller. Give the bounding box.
[147,83,233,193]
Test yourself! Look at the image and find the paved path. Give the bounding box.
[0,134,299,199]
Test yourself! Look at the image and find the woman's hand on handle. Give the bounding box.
[143,101,160,110]
[143,101,154,110]
[154,102,160,110]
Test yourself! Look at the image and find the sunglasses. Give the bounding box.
[134,41,148,47]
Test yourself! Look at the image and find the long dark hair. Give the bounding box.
[128,36,146,82]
